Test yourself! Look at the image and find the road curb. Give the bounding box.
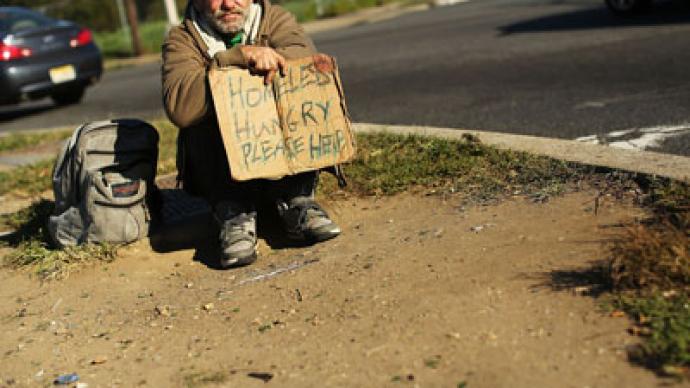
[353,123,690,182]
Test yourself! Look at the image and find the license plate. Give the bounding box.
[49,65,76,84]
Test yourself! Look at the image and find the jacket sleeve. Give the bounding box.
[162,26,212,128]
[267,6,317,59]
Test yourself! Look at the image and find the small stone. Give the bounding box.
[185,283,194,289]
[155,305,171,317]
[470,225,484,233]
[91,355,108,365]
[202,303,214,311]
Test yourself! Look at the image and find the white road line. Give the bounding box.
[575,124,690,151]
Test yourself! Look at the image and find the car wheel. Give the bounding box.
[605,0,652,14]
[51,87,85,106]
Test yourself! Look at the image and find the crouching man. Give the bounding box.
[162,0,341,268]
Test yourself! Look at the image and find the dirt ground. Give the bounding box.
[0,190,679,387]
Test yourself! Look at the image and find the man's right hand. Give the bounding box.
[240,46,286,85]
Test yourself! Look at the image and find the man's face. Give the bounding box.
[194,0,251,35]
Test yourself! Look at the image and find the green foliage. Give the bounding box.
[95,20,169,58]
[3,0,186,32]
[282,0,318,22]
[615,294,690,370]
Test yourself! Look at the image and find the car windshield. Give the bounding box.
[0,8,54,34]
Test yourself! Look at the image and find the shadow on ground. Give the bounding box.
[499,0,690,35]
[0,101,56,124]
[149,189,312,270]
[539,262,613,298]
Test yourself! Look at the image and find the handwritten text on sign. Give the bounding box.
[209,56,355,181]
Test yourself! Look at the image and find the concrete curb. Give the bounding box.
[353,123,690,182]
[1,123,688,182]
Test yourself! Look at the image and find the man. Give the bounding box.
[162,0,341,268]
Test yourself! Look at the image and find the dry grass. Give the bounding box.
[604,179,690,376]
[609,215,689,293]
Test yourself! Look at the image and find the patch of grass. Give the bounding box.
[3,240,119,280]
[0,159,54,197]
[601,178,690,376]
[0,200,53,241]
[0,200,118,280]
[0,130,71,153]
[182,371,228,387]
[320,132,591,203]
[609,215,689,293]
[614,294,690,373]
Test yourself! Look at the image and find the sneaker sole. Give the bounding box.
[220,251,257,269]
[288,226,341,243]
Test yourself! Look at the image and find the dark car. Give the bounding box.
[0,6,102,106]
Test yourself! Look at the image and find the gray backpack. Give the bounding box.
[48,119,159,247]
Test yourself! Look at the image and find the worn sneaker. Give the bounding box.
[215,202,257,268]
[277,197,341,242]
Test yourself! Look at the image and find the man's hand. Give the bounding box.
[240,46,286,85]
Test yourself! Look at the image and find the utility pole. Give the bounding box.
[124,0,144,56]
[163,0,180,28]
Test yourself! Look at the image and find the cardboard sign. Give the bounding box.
[209,55,356,181]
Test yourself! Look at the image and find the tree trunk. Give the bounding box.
[125,0,144,56]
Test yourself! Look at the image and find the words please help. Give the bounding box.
[209,55,356,181]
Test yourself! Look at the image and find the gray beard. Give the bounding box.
[202,9,247,35]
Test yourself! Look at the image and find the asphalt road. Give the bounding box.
[2,0,689,156]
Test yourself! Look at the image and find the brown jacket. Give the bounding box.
[161,0,316,201]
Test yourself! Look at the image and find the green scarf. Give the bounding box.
[227,32,244,47]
